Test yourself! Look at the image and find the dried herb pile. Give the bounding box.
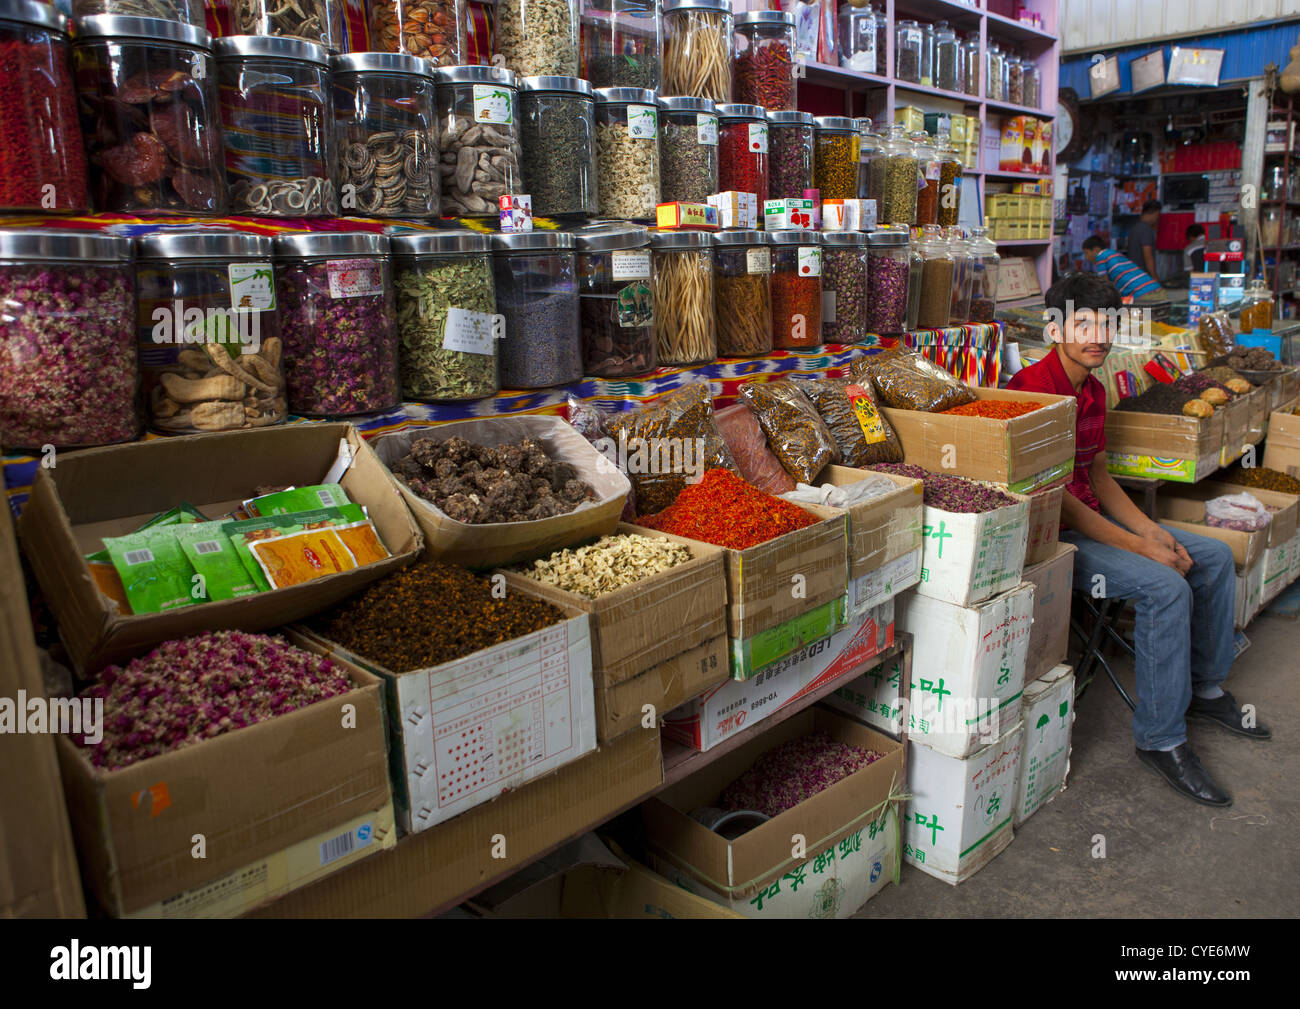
[867,462,1017,513]
[519,534,693,599]
[718,732,883,818]
[941,400,1043,419]
[1115,383,1198,415]
[1219,464,1300,496]
[637,467,817,549]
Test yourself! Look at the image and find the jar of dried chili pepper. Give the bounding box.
[732,10,795,112]
[0,1,88,212]
[72,16,224,214]
[716,103,768,209]
[766,110,812,201]
[813,115,860,202]
[769,230,821,349]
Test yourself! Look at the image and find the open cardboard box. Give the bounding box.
[1218,394,1251,466]
[819,465,924,583]
[1105,407,1224,482]
[1263,399,1300,478]
[1148,493,1272,573]
[18,424,422,673]
[1019,484,1064,566]
[915,491,1030,608]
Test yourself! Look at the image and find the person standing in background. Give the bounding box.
[1183,224,1209,274]
[1126,200,1162,285]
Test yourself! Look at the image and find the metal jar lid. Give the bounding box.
[0,229,132,263]
[734,10,794,27]
[331,52,435,79]
[595,86,658,106]
[273,232,390,257]
[821,231,866,246]
[135,230,275,260]
[490,231,575,252]
[712,229,768,247]
[716,103,767,121]
[390,230,493,256]
[1,0,68,33]
[518,75,595,97]
[767,110,814,126]
[573,223,648,252]
[664,0,733,13]
[648,230,713,249]
[768,230,821,245]
[659,96,716,114]
[214,35,328,65]
[866,228,909,247]
[74,14,210,48]
[814,115,858,132]
[434,64,517,88]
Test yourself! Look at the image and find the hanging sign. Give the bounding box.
[1130,50,1165,93]
[1168,47,1224,87]
[1088,54,1121,98]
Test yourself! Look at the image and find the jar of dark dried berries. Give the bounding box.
[733,10,796,111]
[0,1,88,212]
[574,223,656,378]
[814,116,860,202]
[72,16,224,214]
[770,230,821,349]
[658,96,719,204]
[717,103,769,208]
[865,226,910,335]
[767,109,813,201]
[491,230,582,388]
[820,231,867,344]
[519,75,597,219]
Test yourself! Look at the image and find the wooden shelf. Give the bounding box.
[984,97,1054,118]
[894,80,981,104]
[995,238,1052,246]
[984,170,1053,181]
[983,9,1059,45]
[800,60,890,89]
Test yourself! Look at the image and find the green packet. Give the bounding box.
[174,523,261,601]
[247,484,352,517]
[86,502,209,564]
[223,505,369,591]
[103,526,200,614]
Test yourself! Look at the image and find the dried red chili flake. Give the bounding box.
[718,119,769,206]
[718,732,883,818]
[0,39,89,211]
[771,268,822,348]
[735,41,795,111]
[636,467,817,549]
[940,400,1043,419]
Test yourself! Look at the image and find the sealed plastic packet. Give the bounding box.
[738,379,840,484]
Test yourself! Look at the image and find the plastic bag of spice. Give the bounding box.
[715,404,796,496]
[605,383,739,517]
[852,349,976,413]
[739,380,840,484]
[565,394,638,521]
[1205,492,1272,532]
[795,375,904,467]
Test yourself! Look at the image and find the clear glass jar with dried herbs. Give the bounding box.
[712,229,772,357]
[595,86,660,221]
[934,21,958,91]
[912,131,939,227]
[905,228,923,331]
[658,96,719,204]
[967,226,999,324]
[814,115,859,202]
[232,0,343,51]
[581,0,661,89]
[767,109,813,201]
[865,226,909,335]
[916,224,954,330]
[770,230,821,349]
[946,226,973,326]
[491,230,582,389]
[496,0,580,77]
[936,136,962,227]
[392,230,498,402]
[368,0,465,66]
[717,103,769,207]
[662,0,732,103]
[519,75,597,219]
[820,231,867,344]
[894,18,921,83]
[434,64,523,218]
[733,9,796,111]
[575,223,656,378]
[880,123,918,226]
[650,229,715,365]
[856,118,883,210]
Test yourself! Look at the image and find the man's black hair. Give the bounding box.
[1186,223,1205,240]
[1045,272,1123,316]
[1141,199,1162,215]
[1081,236,1107,252]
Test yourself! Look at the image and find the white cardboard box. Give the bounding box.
[917,498,1029,607]
[1289,531,1300,580]
[1262,535,1298,604]
[1014,664,1075,828]
[822,650,908,734]
[1234,561,1265,628]
[904,722,1022,884]
[847,548,921,618]
[661,602,895,752]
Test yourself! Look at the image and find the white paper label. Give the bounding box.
[327,259,384,299]
[905,29,921,46]
[611,249,651,280]
[746,247,771,274]
[472,83,513,124]
[798,246,821,277]
[748,123,769,154]
[697,113,718,145]
[822,290,836,323]
[227,262,276,311]
[443,307,496,355]
[628,104,658,139]
[860,199,877,231]
[925,159,941,181]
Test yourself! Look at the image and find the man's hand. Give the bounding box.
[1139,525,1193,575]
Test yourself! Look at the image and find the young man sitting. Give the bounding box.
[1007,273,1270,807]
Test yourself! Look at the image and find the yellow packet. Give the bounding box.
[248,527,360,588]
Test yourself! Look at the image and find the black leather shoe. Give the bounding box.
[1186,690,1272,740]
[1135,744,1232,807]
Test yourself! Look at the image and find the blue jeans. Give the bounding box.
[1060,521,1237,750]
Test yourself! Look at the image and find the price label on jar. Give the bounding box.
[925,159,941,180]
[611,249,651,280]
[628,105,658,139]
[228,262,276,311]
[904,28,922,46]
[443,307,496,355]
[473,84,514,125]
[326,259,384,299]
[746,247,771,274]
[797,246,821,276]
[748,123,769,154]
[697,113,718,145]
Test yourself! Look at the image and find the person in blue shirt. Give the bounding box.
[1081,236,1166,302]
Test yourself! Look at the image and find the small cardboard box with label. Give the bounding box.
[1014,664,1074,827]
[1235,560,1265,628]
[1021,541,1075,685]
[916,493,1030,608]
[1264,400,1300,478]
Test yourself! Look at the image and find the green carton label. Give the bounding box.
[730,596,846,679]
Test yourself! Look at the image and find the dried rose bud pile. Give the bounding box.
[867,462,1017,514]
[718,732,883,818]
[75,631,353,771]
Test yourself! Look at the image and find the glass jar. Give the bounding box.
[273,233,400,417]
[1241,277,1275,333]
[663,0,732,102]
[813,115,859,202]
[581,0,661,89]
[963,36,979,96]
[916,224,954,330]
[0,230,136,449]
[947,227,973,325]
[895,18,921,83]
[717,103,768,207]
[766,110,812,201]
[838,1,877,75]
[770,230,821,349]
[1264,166,1286,203]
[435,65,523,218]
[595,86,659,221]
[368,0,465,66]
[936,136,962,227]
[332,52,440,219]
[497,0,578,76]
[0,2,88,212]
[865,226,909,334]
[873,4,887,73]
[1262,205,1283,248]
[658,96,719,204]
[650,229,715,364]
[574,223,656,377]
[856,118,882,209]
[733,10,796,111]
[712,229,772,357]
[231,0,342,51]
[215,35,334,216]
[881,123,917,226]
[1008,53,1024,105]
[820,232,867,344]
[72,0,203,25]
[954,31,966,94]
[519,75,597,219]
[136,232,284,435]
[491,230,581,388]
[1023,60,1040,109]
[934,21,958,91]
[967,226,999,324]
[920,21,933,87]
[74,16,223,213]
[905,228,923,330]
[986,42,1003,101]
[912,131,938,227]
[391,231,498,402]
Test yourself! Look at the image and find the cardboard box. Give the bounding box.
[560,849,747,919]
[643,708,904,918]
[1290,529,1300,581]
[1246,384,1270,446]
[708,191,759,229]
[594,634,729,743]
[1261,538,1295,604]
[821,647,909,734]
[655,201,720,230]
[1020,484,1064,566]
[1014,665,1073,828]
[248,725,663,918]
[999,116,1031,173]
[300,593,597,835]
[847,548,921,618]
[916,494,1030,608]
[881,388,1077,492]
[1191,482,1299,548]
[661,601,896,751]
[1234,560,1265,627]
[896,584,1033,757]
[1154,483,1297,571]
[1021,542,1076,685]
[1105,408,1225,483]
[729,594,846,679]
[18,424,423,674]
[820,466,924,583]
[371,417,630,570]
[1218,394,1251,466]
[1263,400,1300,477]
[904,722,1022,884]
[0,506,86,918]
[57,630,394,917]
[895,104,925,134]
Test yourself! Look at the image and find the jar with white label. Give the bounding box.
[658,96,719,204]
[575,223,656,377]
[491,230,582,388]
[519,76,597,219]
[594,87,660,221]
[838,1,877,75]
[136,231,284,434]
[820,231,866,344]
[767,110,813,201]
[435,65,523,218]
[770,230,821,349]
[650,229,715,364]
[717,103,769,208]
[662,0,732,103]
[272,232,401,416]
[912,131,939,226]
[895,18,922,83]
[712,229,771,356]
[813,116,859,202]
[391,231,498,402]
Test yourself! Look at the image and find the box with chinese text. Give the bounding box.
[1014,665,1074,827]
[915,495,1030,607]
[1020,542,1075,685]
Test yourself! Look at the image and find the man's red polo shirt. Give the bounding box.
[1006,347,1105,513]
